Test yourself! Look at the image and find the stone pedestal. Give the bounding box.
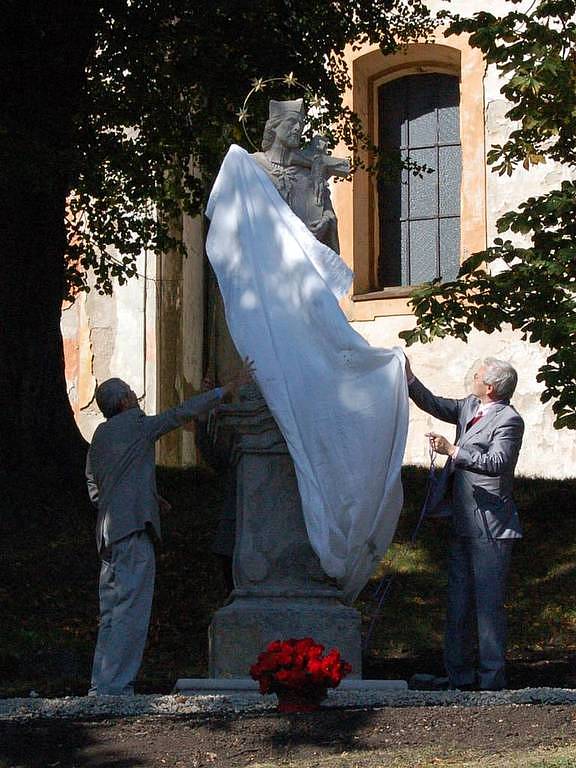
[210,595,361,679]
[174,678,407,695]
[207,385,362,679]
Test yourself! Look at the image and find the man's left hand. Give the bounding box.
[426,432,456,457]
[221,357,256,400]
[158,496,173,514]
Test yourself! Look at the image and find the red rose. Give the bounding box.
[294,637,320,654]
[276,650,295,667]
[275,668,308,688]
[250,637,351,697]
[307,658,326,684]
[307,644,324,660]
[256,655,280,673]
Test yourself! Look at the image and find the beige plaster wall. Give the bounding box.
[62,212,207,468]
[63,250,157,443]
[63,0,574,479]
[354,317,575,479]
[332,4,575,479]
[63,209,206,467]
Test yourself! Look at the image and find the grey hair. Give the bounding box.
[96,378,132,418]
[482,358,518,400]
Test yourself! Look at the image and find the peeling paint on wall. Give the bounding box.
[63,251,155,442]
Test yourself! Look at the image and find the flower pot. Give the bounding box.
[275,688,326,713]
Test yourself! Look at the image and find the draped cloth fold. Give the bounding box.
[206,144,408,602]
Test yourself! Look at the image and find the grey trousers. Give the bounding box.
[444,535,513,690]
[89,530,155,695]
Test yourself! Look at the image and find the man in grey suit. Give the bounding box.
[86,360,254,695]
[406,356,524,691]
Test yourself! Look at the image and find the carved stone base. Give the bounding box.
[208,594,362,679]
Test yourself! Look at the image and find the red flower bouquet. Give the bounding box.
[250,637,352,712]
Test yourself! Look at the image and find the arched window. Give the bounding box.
[377,73,461,288]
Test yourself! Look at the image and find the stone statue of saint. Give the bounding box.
[205,99,362,680]
[252,98,349,253]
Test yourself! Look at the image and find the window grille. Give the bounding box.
[377,73,462,288]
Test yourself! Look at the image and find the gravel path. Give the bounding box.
[2,687,576,721]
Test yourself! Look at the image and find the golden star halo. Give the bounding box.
[238,75,319,151]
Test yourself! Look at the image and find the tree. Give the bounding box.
[0,0,433,502]
[400,0,576,429]
[1,2,101,504]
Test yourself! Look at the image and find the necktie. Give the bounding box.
[466,412,483,431]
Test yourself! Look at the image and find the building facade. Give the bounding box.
[63,0,575,478]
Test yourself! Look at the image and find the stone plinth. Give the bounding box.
[174,678,407,695]
[207,384,363,679]
[210,595,361,679]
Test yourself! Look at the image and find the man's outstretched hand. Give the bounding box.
[221,357,256,400]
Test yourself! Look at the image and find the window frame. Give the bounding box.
[376,72,462,290]
[333,39,487,321]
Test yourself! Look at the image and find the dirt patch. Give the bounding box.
[2,704,576,768]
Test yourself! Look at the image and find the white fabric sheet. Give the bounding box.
[206,144,409,601]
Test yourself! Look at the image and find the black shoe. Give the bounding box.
[408,674,478,692]
[432,677,476,691]
[408,674,445,691]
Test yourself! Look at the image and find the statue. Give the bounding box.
[176,96,409,694]
[252,99,349,252]
[203,99,362,680]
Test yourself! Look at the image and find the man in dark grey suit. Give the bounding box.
[406,356,524,691]
[86,360,253,695]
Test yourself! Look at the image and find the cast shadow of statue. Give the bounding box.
[0,720,146,768]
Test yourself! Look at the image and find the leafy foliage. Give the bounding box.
[401,0,576,429]
[65,0,434,297]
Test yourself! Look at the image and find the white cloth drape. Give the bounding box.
[206,144,408,601]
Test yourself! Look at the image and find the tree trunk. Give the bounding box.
[0,3,98,506]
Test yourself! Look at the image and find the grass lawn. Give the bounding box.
[246,745,576,767]
[0,466,575,697]
[247,745,576,767]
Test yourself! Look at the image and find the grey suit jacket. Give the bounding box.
[409,377,524,540]
[86,390,223,552]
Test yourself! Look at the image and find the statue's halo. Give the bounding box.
[238,75,323,151]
